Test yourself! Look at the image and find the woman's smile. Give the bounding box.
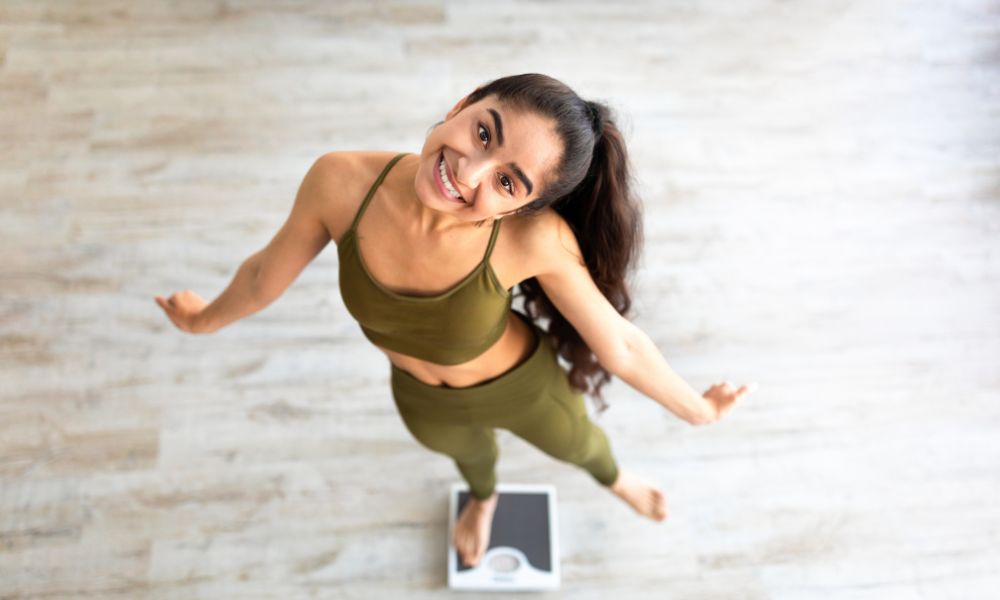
[435,152,468,204]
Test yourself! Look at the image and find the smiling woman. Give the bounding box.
[155,72,755,571]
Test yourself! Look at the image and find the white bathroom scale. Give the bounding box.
[447,482,560,591]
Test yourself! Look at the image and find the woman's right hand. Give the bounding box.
[700,380,758,424]
[154,290,211,334]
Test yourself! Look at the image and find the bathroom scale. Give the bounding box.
[447,482,560,591]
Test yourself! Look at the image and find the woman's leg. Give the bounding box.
[505,382,620,489]
[393,406,500,501]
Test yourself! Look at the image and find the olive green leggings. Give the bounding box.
[390,311,620,501]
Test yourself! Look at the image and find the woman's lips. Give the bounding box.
[435,152,466,204]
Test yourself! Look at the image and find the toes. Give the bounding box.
[461,545,481,567]
[458,544,474,566]
[475,541,488,563]
[453,529,483,567]
[653,494,668,521]
[453,531,470,558]
[455,533,490,567]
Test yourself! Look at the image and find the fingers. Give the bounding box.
[700,380,759,424]
[155,293,186,309]
[154,295,178,315]
[154,294,188,331]
[714,380,759,397]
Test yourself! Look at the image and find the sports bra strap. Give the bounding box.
[348,152,411,233]
[483,217,502,260]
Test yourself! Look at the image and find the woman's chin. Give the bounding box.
[421,186,471,213]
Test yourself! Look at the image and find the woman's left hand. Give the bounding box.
[701,381,758,423]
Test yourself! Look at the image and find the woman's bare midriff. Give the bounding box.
[376,309,537,388]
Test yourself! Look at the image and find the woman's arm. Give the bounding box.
[614,321,754,424]
[192,252,270,333]
[531,210,755,424]
[155,247,271,334]
[155,154,335,333]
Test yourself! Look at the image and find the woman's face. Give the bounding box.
[415,94,563,223]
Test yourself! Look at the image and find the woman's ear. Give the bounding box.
[447,87,487,120]
[445,94,470,120]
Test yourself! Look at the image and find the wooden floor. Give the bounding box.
[2,1,999,598]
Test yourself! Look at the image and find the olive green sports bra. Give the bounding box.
[338,152,513,365]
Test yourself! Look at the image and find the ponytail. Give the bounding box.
[519,105,643,414]
[457,74,644,414]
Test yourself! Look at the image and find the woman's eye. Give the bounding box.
[499,174,513,195]
[479,122,515,196]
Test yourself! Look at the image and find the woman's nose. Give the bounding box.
[454,157,491,188]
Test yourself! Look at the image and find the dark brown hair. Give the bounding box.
[458,73,643,414]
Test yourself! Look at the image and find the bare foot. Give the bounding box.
[452,491,499,567]
[609,469,668,522]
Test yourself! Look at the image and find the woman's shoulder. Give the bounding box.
[499,207,584,286]
[308,150,410,244]
[512,207,580,255]
[313,149,404,186]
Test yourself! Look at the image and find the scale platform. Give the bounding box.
[447,482,560,591]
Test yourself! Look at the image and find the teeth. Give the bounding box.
[438,156,464,200]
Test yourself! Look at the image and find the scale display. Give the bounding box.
[447,482,560,591]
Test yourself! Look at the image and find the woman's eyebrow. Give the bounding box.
[509,164,533,196]
[487,108,505,146]
[488,107,534,195]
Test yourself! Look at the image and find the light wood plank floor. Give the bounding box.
[2,1,998,598]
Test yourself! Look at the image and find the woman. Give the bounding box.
[155,73,756,568]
